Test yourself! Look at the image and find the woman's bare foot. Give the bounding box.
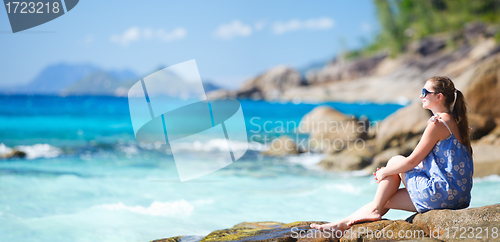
[310,221,350,232]
[346,208,382,226]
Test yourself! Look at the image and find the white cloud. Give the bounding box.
[213,20,252,40]
[272,17,335,35]
[110,27,140,46]
[157,28,187,42]
[110,27,186,47]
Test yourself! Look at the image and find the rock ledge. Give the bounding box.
[153,204,500,242]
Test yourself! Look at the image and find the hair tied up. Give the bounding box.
[451,89,458,112]
[428,76,472,155]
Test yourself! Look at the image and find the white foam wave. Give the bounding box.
[96,199,212,217]
[0,143,13,155]
[286,153,326,169]
[345,169,371,177]
[1,143,62,159]
[325,183,361,195]
[117,145,139,158]
[168,139,264,152]
[473,174,500,183]
[17,144,62,159]
[138,142,164,150]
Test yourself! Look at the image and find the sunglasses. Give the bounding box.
[421,88,438,98]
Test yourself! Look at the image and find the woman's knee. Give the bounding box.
[387,155,405,167]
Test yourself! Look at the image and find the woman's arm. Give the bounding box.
[376,119,444,179]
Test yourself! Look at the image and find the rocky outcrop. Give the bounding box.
[0,144,27,159]
[468,114,497,140]
[298,106,369,154]
[305,54,387,85]
[154,204,500,242]
[469,142,500,178]
[318,149,373,172]
[375,101,432,152]
[206,89,236,100]
[234,66,303,100]
[262,136,302,157]
[209,35,499,105]
[464,53,500,119]
[476,125,500,146]
[206,29,500,176]
[408,35,448,57]
[0,149,26,159]
[410,204,500,241]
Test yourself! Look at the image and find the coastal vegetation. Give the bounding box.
[348,0,500,58]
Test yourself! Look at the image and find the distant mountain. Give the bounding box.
[1,63,221,97]
[202,81,221,93]
[7,63,100,94]
[296,59,329,77]
[3,63,138,95]
[61,71,135,96]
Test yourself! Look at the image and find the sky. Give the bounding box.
[0,0,379,90]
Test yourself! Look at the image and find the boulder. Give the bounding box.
[365,135,421,173]
[476,125,500,145]
[375,101,432,152]
[261,136,301,157]
[0,149,26,159]
[470,143,500,178]
[206,89,236,100]
[299,106,367,153]
[236,66,303,100]
[318,149,373,172]
[442,38,497,77]
[365,146,401,172]
[465,54,500,119]
[468,113,497,140]
[409,204,500,241]
[340,220,430,242]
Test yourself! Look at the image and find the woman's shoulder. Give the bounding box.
[426,114,456,141]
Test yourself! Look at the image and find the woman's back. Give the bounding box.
[405,115,473,213]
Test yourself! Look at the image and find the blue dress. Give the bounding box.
[404,116,473,213]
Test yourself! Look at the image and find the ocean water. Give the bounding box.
[0,95,499,242]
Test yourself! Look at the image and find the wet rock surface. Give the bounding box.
[154,205,500,242]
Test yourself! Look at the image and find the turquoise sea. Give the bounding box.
[1,95,499,242]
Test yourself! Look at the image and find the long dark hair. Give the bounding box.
[428,76,473,155]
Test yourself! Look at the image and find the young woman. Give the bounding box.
[311,76,474,232]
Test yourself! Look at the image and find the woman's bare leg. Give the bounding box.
[310,200,389,231]
[311,156,410,230]
[310,173,399,231]
[344,172,402,225]
[384,188,417,212]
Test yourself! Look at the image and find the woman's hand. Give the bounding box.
[373,167,387,183]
